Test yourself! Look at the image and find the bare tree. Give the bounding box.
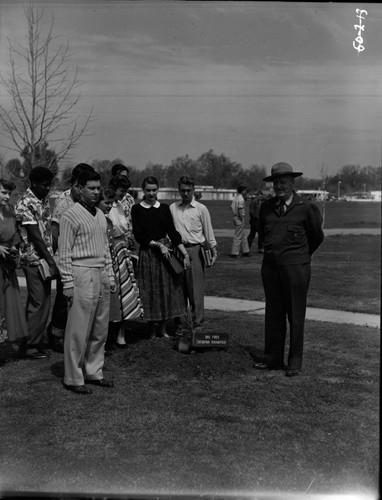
[0,4,92,176]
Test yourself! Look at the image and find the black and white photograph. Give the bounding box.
[0,1,380,499]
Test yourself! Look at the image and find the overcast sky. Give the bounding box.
[0,0,381,178]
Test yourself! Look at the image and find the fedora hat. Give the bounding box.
[263,162,303,182]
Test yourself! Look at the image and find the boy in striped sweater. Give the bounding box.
[58,170,116,394]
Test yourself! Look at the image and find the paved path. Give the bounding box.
[207,226,380,328]
[205,296,380,329]
[17,277,378,329]
[214,227,380,237]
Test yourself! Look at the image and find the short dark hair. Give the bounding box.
[142,176,159,190]
[178,175,195,189]
[0,178,16,192]
[111,163,129,177]
[237,185,247,194]
[99,186,116,201]
[109,175,131,191]
[29,167,54,184]
[77,170,101,187]
[71,163,94,185]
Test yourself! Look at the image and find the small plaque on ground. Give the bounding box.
[192,332,229,348]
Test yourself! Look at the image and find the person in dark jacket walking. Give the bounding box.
[254,162,324,377]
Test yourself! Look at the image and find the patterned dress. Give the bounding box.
[0,205,28,343]
[108,198,143,321]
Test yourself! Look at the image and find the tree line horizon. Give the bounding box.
[2,148,381,197]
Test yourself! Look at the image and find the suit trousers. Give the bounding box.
[247,217,263,250]
[231,217,249,256]
[19,265,52,354]
[63,267,110,386]
[261,262,311,370]
[183,245,205,327]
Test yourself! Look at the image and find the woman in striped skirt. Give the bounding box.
[108,175,143,346]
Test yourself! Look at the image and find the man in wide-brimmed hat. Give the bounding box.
[254,162,324,377]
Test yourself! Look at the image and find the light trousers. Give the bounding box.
[183,245,205,327]
[64,267,110,386]
[231,217,249,256]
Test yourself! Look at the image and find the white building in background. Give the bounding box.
[295,189,329,201]
[133,186,237,201]
[370,191,381,202]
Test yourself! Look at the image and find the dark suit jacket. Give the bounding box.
[259,192,324,266]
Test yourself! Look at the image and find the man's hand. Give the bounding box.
[110,280,117,293]
[63,287,74,307]
[211,252,218,266]
[183,253,191,270]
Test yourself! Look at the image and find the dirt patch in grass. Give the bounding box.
[1,312,379,498]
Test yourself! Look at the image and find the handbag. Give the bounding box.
[200,242,214,268]
[158,238,184,275]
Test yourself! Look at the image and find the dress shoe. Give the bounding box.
[51,338,64,353]
[253,361,269,370]
[285,369,300,377]
[242,252,250,257]
[19,351,48,360]
[63,382,93,394]
[230,254,239,259]
[38,348,51,357]
[86,378,114,388]
[254,362,285,371]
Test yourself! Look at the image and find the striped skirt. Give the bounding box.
[137,247,186,322]
[113,239,143,321]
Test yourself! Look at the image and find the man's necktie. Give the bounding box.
[277,201,286,217]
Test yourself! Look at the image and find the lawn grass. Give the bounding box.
[205,234,380,314]
[1,199,380,499]
[0,311,379,497]
[199,200,380,231]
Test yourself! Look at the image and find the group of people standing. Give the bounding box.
[0,165,217,394]
[0,160,324,386]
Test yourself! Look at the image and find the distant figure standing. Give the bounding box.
[254,162,324,377]
[230,185,250,258]
[247,190,264,253]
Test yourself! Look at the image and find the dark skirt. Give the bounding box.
[137,247,186,321]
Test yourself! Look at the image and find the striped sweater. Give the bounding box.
[58,203,113,289]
